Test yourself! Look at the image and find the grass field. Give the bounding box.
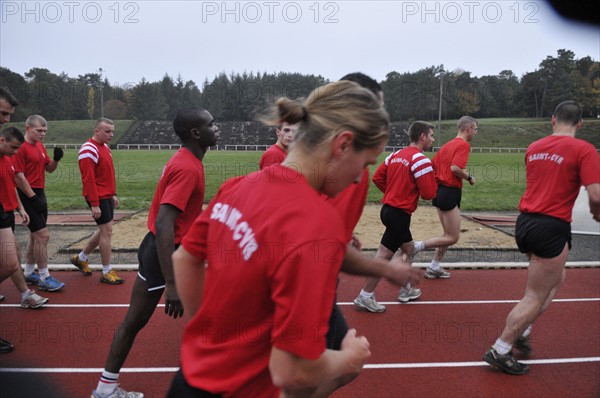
[44,150,526,212]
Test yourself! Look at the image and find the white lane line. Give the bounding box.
[2,357,598,373]
[1,298,598,308]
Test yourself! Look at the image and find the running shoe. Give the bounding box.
[425,266,451,279]
[90,386,144,398]
[0,337,14,354]
[514,335,533,356]
[21,290,48,309]
[25,272,41,285]
[71,255,92,275]
[100,270,124,285]
[483,347,529,375]
[397,287,422,303]
[0,294,4,301]
[353,295,386,313]
[38,276,65,292]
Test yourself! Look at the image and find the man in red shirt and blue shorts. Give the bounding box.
[90,108,220,398]
[484,100,600,375]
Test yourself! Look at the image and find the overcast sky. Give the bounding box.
[1,1,598,87]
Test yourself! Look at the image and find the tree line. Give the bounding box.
[1,49,598,123]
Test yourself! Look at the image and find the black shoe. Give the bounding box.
[483,347,529,375]
[514,335,532,356]
[0,337,14,354]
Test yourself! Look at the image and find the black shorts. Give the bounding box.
[0,205,15,231]
[18,188,48,233]
[326,303,349,350]
[167,370,222,398]
[380,204,413,252]
[86,198,114,225]
[137,231,179,291]
[515,213,572,258]
[432,185,462,211]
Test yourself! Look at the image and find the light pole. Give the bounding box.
[99,67,104,118]
[437,71,444,150]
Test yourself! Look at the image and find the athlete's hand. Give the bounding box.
[29,194,46,213]
[18,210,30,225]
[91,206,101,219]
[340,329,371,375]
[468,176,475,185]
[350,234,362,250]
[53,147,64,162]
[113,195,119,209]
[165,283,184,319]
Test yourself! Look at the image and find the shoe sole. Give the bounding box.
[70,258,92,276]
[39,284,65,292]
[398,293,421,303]
[353,300,385,313]
[483,353,529,375]
[21,300,49,309]
[100,279,124,285]
[425,273,451,279]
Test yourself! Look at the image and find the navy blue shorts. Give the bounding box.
[326,303,348,350]
[515,213,572,258]
[18,188,48,233]
[86,198,114,225]
[137,232,179,291]
[0,205,15,231]
[380,204,413,252]
[432,185,462,211]
[167,370,222,398]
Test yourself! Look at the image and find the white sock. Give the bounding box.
[430,260,441,270]
[414,241,425,252]
[493,338,512,355]
[39,268,50,281]
[20,289,32,300]
[96,370,120,396]
[522,325,532,338]
[360,290,374,298]
[79,251,88,261]
[102,265,112,275]
[24,264,36,276]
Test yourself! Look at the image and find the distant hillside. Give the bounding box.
[3,120,135,144]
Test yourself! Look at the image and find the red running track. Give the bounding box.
[0,268,598,398]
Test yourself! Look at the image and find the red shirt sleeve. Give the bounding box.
[79,157,100,206]
[451,141,470,169]
[580,144,600,186]
[372,161,387,193]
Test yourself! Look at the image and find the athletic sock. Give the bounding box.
[413,241,425,252]
[79,251,88,261]
[430,260,441,271]
[359,290,374,298]
[493,338,512,355]
[522,325,532,338]
[20,289,31,300]
[102,265,112,275]
[38,268,50,281]
[24,264,36,277]
[96,370,120,396]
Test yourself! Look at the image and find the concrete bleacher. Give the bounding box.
[118,120,411,148]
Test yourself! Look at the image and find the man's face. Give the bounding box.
[194,110,220,148]
[0,99,15,128]
[276,122,299,150]
[467,124,478,141]
[0,136,22,157]
[423,129,435,151]
[94,122,115,144]
[26,123,48,142]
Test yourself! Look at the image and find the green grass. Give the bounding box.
[4,120,134,144]
[45,150,526,212]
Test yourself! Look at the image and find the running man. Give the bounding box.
[91,108,219,398]
[413,116,478,279]
[483,100,600,375]
[71,118,123,284]
[354,121,437,312]
[14,115,65,292]
[259,122,298,169]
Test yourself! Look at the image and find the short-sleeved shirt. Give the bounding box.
[432,137,471,188]
[12,141,50,189]
[259,144,286,169]
[519,135,600,223]
[373,146,437,214]
[78,138,116,206]
[327,168,370,243]
[147,147,205,244]
[0,156,18,212]
[180,164,346,398]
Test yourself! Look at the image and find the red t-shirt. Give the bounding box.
[180,164,346,398]
[373,146,437,214]
[12,141,50,189]
[432,137,470,188]
[147,148,205,244]
[0,156,18,212]
[519,135,600,222]
[259,144,286,169]
[77,139,116,206]
[327,168,370,243]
